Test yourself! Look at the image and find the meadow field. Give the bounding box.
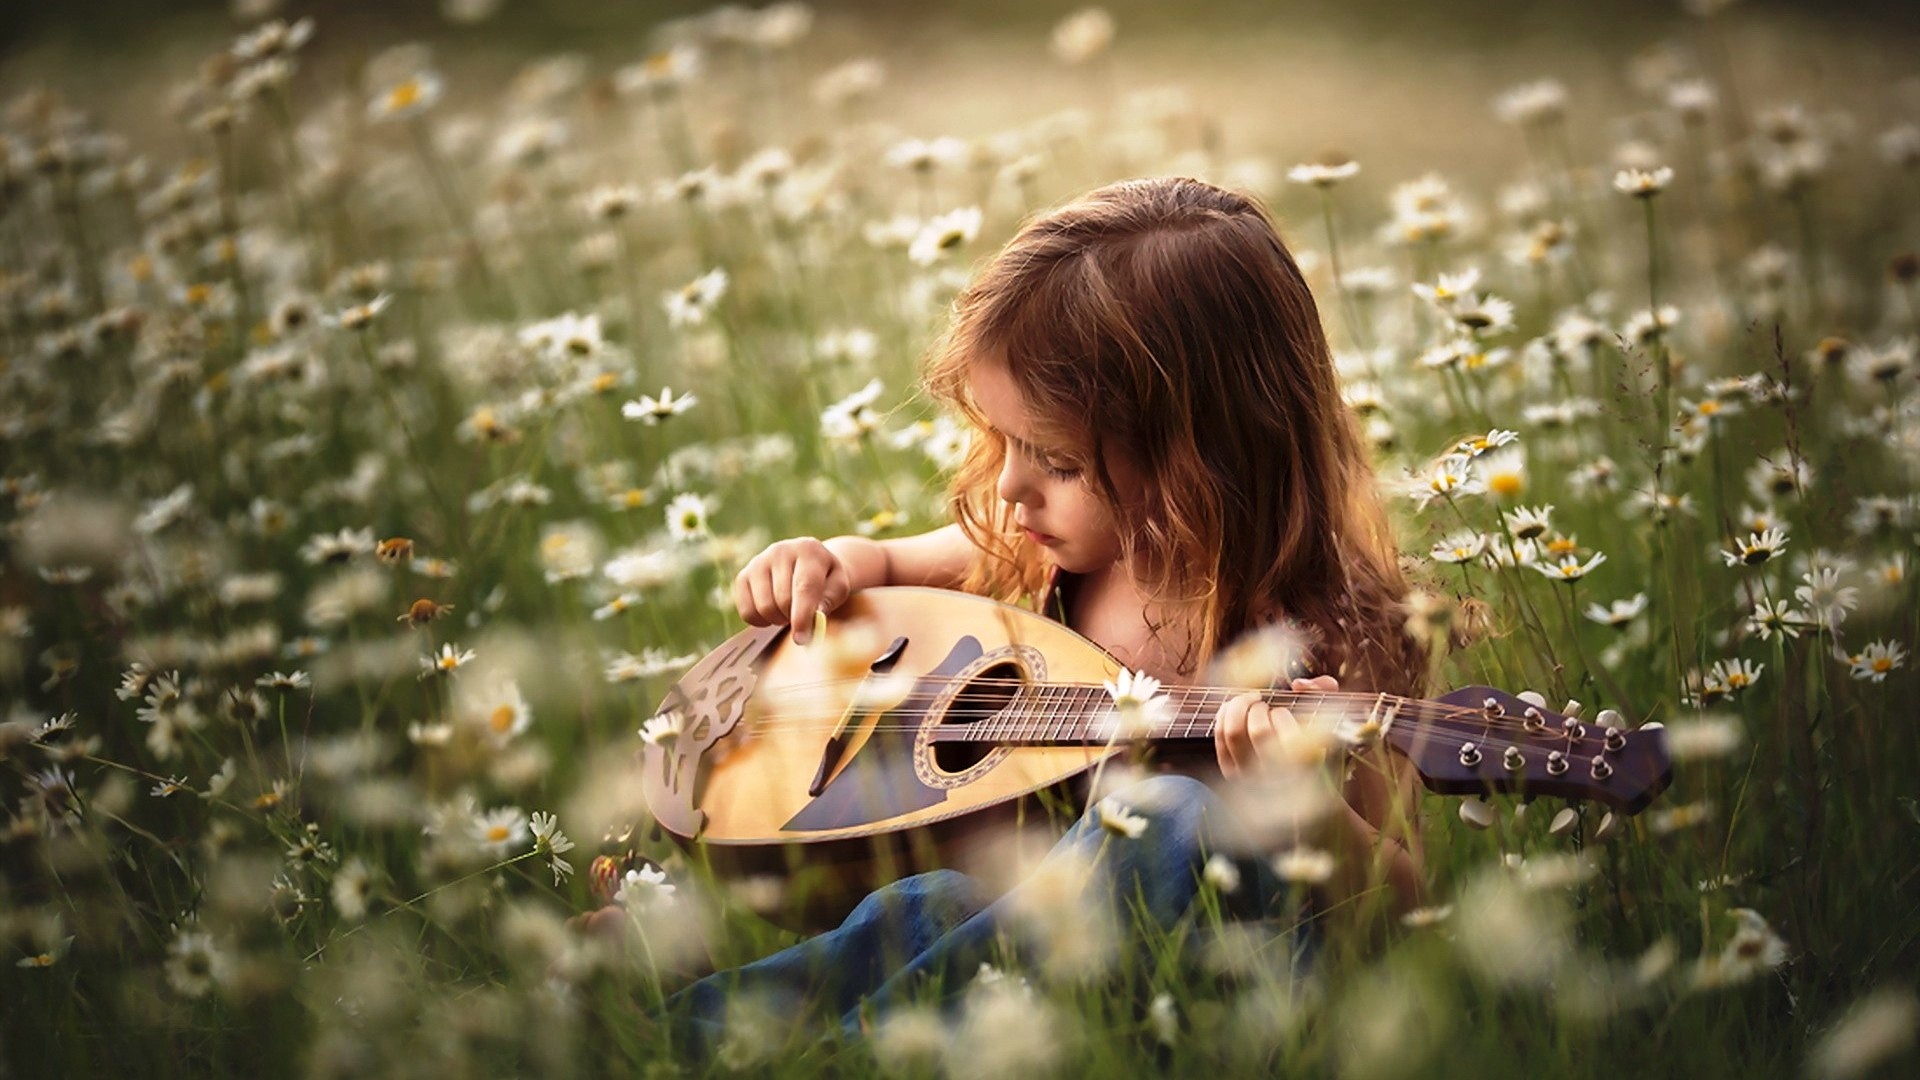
[2,0,1919,1075]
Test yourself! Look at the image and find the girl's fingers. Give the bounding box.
[1214,691,1257,778]
[1290,675,1339,692]
[732,567,758,624]
[1246,701,1279,764]
[747,571,777,628]
[769,549,796,620]
[790,560,826,643]
[819,565,852,614]
[1218,691,1265,778]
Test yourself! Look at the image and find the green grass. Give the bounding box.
[2,3,1919,1077]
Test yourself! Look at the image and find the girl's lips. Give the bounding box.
[1023,527,1058,546]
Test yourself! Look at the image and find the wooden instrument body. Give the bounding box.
[640,587,1162,926]
[637,586,1673,928]
[642,587,1133,840]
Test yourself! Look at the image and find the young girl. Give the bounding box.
[639,176,1430,1044]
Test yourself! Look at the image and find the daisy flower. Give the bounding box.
[529,810,576,884]
[1429,530,1490,564]
[1409,454,1483,508]
[328,293,392,332]
[300,527,375,565]
[592,593,642,621]
[1203,853,1242,894]
[419,643,477,679]
[255,670,311,691]
[883,136,969,173]
[1476,445,1527,500]
[1747,599,1813,641]
[1584,593,1649,627]
[1287,160,1360,187]
[1095,797,1149,839]
[471,680,531,741]
[1703,658,1764,700]
[615,864,677,909]
[1049,7,1116,64]
[1534,551,1607,583]
[472,806,530,854]
[368,71,443,122]
[1504,505,1554,539]
[1413,268,1482,309]
[1612,165,1674,198]
[907,206,983,267]
[1098,667,1173,740]
[1721,527,1790,568]
[1493,79,1568,126]
[1453,428,1519,457]
[1273,846,1337,885]
[1794,567,1859,629]
[1843,640,1908,683]
[621,387,698,424]
[664,492,714,542]
[331,859,372,923]
[150,775,191,798]
[821,378,887,443]
[639,710,685,747]
[663,269,729,327]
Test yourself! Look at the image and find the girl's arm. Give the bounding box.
[823,522,974,591]
[734,524,976,644]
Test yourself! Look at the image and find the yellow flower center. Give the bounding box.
[1490,473,1524,497]
[490,705,516,732]
[389,80,422,110]
[486,825,510,843]
[1873,658,1893,673]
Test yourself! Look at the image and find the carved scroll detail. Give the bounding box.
[642,624,785,839]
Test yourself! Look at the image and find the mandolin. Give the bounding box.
[636,587,1670,926]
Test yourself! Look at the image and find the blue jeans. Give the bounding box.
[661,773,1318,1050]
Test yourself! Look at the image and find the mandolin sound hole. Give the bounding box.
[932,661,1024,774]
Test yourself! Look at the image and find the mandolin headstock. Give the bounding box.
[1382,686,1671,814]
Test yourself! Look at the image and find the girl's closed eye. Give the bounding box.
[1038,454,1081,481]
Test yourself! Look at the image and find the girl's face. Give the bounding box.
[968,359,1143,577]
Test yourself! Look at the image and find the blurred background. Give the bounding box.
[7,0,1920,198]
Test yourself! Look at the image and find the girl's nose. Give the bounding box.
[996,453,1035,507]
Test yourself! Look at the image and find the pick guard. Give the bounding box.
[779,636,986,831]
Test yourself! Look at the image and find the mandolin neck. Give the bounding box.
[925,682,1414,748]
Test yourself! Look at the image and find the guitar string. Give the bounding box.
[693,694,1632,749]
[689,680,1610,737]
[669,672,1590,718]
[651,718,1644,784]
[672,671,1598,729]
[718,700,1616,742]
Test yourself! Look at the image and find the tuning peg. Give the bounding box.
[1517,689,1547,708]
[1591,811,1619,842]
[1460,796,1496,830]
[1561,698,1584,719]
[1549,807,1579,836]
[1596,709,1624,729]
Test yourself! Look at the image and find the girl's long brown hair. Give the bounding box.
[921,176,1431,700]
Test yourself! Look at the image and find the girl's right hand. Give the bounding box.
[732,537,856,645]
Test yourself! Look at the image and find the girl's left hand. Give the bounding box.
[1213,675,1340,779]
